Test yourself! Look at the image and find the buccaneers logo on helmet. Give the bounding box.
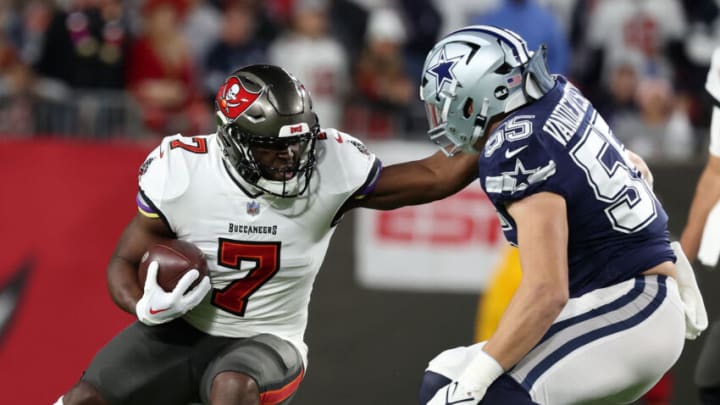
[216,76,262,121]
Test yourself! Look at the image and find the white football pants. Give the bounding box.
[426,275,685,404]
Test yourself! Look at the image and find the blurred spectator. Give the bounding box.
[682,0,719,66]
[592,51,643,127]
[395,0,442,84]
[203,0,267,102]
[268,0,348,129]
[12,0,53,66]
[347,7,413,139]
[431,0,499,36]
[579,0,687,101]
[0,33,35,135]
[680,0,720,130]
[470,0,571,75]
[126,0,209,136]
[538,0,578,35]
[327,0,369,67]
[182,0,221,63]
[34,0,128,91]
[613,77,695,162]
[22,0,133,137]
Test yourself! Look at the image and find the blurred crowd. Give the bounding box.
[0,0,718,162]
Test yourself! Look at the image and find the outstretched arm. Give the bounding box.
[345,149,479,211]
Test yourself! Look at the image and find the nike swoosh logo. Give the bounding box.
[149,307,169,315]
[505,145,528,159]
[445,382,476,405]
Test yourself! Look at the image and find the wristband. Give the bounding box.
[457,349,504,391]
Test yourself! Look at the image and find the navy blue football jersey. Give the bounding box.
[479,76,675,297]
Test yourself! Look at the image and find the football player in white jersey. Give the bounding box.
[417,26,706,405]
[53,64,480,405]
[681,47,720,405]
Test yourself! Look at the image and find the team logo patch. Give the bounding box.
[247,200,261,216]
[427,48,462,92]
[216,76,262,121]
[494,86,509,100]
[506,73,523,88]
[349,139,370,156]
[138,157,154,178]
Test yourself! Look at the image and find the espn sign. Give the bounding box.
[375,189,501,245]
[354,141,506,293]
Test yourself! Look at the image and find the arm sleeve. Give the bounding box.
[482,136,566,208]
[136,135,190,231]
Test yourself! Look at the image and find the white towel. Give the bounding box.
[672,241,709,339]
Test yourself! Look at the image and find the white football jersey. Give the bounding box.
[136,129,380,366]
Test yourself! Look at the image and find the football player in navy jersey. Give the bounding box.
[418,25,707,405]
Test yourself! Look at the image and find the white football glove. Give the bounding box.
[671,242,709,340]
[135,261,211,326]
[426,350,504,405]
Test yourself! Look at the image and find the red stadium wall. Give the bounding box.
[0,138,148,403]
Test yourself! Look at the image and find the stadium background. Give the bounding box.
[0,140,714,404]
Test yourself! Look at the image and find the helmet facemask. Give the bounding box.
[218,115,319,198]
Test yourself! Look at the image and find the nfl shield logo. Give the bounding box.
[247,201,260,216]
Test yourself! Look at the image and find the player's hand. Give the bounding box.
[671,242,709,339]
[625,149,654,190]
[426,349,503,405]
[426,380,485,405]
[135,261,211,326]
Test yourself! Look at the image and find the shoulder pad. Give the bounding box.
[138,134,192,206]
[481,123,558,200]
[316,129,378,194]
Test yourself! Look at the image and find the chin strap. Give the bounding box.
[523,44,556,101]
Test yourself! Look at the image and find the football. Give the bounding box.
[138,239,209,292]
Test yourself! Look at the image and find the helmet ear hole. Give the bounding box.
[463,98,474,118]
[494,62,513,74]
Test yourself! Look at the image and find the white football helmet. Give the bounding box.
[420,25,554,156]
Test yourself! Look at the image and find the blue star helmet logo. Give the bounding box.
[427,48,462,92]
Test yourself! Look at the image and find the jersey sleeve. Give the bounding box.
[481,133,566,207]
[706,48,720,104]
[709,107,720,157]
[318,129,382,197]
[136,134,191,230]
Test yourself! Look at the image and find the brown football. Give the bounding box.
[138,239,209,292]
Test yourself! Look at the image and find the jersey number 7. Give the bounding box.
[212,238,280,316]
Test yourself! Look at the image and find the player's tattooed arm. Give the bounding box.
[106,213,175,315]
